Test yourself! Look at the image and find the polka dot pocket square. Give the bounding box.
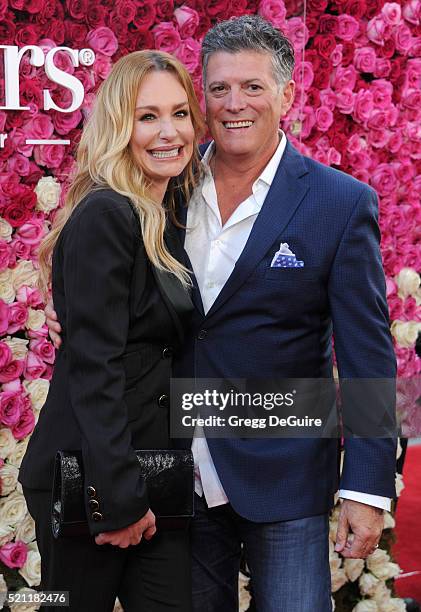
[270,243,304,268]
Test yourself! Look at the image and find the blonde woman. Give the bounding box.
[19,50,204,612]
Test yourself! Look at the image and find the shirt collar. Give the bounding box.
[201,130,287,189]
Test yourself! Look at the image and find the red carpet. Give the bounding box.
[394,444,421,601]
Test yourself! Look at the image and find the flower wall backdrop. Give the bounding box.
[0,0,420,609]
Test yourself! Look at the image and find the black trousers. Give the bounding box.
[23,488,192,612]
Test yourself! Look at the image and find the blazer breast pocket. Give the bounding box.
[264,267,319,282]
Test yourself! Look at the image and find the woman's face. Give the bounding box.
[130,70,195,187]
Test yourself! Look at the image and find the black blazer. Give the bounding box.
[19,189,194,535]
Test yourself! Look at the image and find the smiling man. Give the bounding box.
[45,15,397,612]
[177,15,397,612]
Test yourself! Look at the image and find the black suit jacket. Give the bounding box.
[19,189,194,535]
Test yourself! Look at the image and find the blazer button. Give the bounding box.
[86,486,96,497]
[198,330,207,339]
[88,499,100,511]
[91,512,103,522]
[158,394,169,408]
[162,347,173,359]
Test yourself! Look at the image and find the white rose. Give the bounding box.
[18,549,41,587]
[391,321,421,348]
[23,380,50,412]
[15,512,36,544]
[329,552,342,572]
[0,463,19,495]
[35,177,61,213]
[395,268,420,299]
[0,428,18,460]
[0,524,15,546]
[0,573,7,609]
[372,580,392,605]
[9,588,40,611]
[414,287,421,306]
[382,599,407,612]
[12,261,39,292]
[4,337,29,360]
[344,558,365,582]
[0,269,16,303]
[359,572,380,596]
[383,511,396,529]
[395,473,405,497]
[26,308,46,331]
[0,490,27,527]
[0,219,13,242]
[8,439,29,469]
[366,549,399,580]
[331,567,348,592]
[352,600,379,612]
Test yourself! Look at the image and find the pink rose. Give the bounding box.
[352,169,370,183]
[331,45,343,67]
[12,404,35,440]
[174,5,200,39]
[24,113,54,140]
[402,0,420,25]
[0,342,12,369]
[34,144,65,169]
[0,240,12,272]
[388,131,403,153]
[337,15,360,41]
[0,300,8,336]
[395,161,416,183]
[29,338,55,364]
[371,79,393,108]
[381,2,402,25]
[371,163,398,195]
[152,22,181,53]
[0,390,25,427]
[367,16,392,46]
[258,0,287,29]
[11,239,31,260]
[7,154,30,176]
[285,17,309,52]
[368,129,390,148]
[354,47,377,73]
[353,89,374,123]
[374,58,391,78]
[16,286,43,307]
[7,303,29,334]
[52,110,82,136]
[0,359,25,383]
[24,350,47,380]
[319,89,337,111]
[293,62,314,90]
[347,133,365,154]
[92,52,112,81]
[315,106,333,132]
[86,26,118,57]
[332,65,357,91]
[16,217,46,246]
[0,541,28,569]
[336,89,355,114]
[393,24,413,53]
[175,38,201,72]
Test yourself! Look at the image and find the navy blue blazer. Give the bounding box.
[174,141,397,522]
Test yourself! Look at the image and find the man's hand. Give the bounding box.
[335,499,384,558]
[45,299,62,349]
[95,509,156,548]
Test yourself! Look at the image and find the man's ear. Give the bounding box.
[280,80,295,118]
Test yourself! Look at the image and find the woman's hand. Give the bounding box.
[95,509,156,548]
[45,299,62,349]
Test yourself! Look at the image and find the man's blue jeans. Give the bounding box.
[191,494,332,612]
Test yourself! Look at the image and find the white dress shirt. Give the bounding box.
[184,132,391,512]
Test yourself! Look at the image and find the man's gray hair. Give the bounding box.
[201,15,295,89]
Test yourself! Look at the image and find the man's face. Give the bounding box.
[204,50,294,160]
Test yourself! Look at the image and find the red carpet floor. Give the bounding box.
[394,444,421,601]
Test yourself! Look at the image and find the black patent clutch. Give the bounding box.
[52,449,194,538]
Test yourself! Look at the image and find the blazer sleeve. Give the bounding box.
[61,193,149,535]
[328,185,397,499]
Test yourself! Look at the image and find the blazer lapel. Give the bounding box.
[152,222,195,345]
[205,143,310,319]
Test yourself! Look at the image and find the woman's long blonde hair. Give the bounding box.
[38,50,205,294]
